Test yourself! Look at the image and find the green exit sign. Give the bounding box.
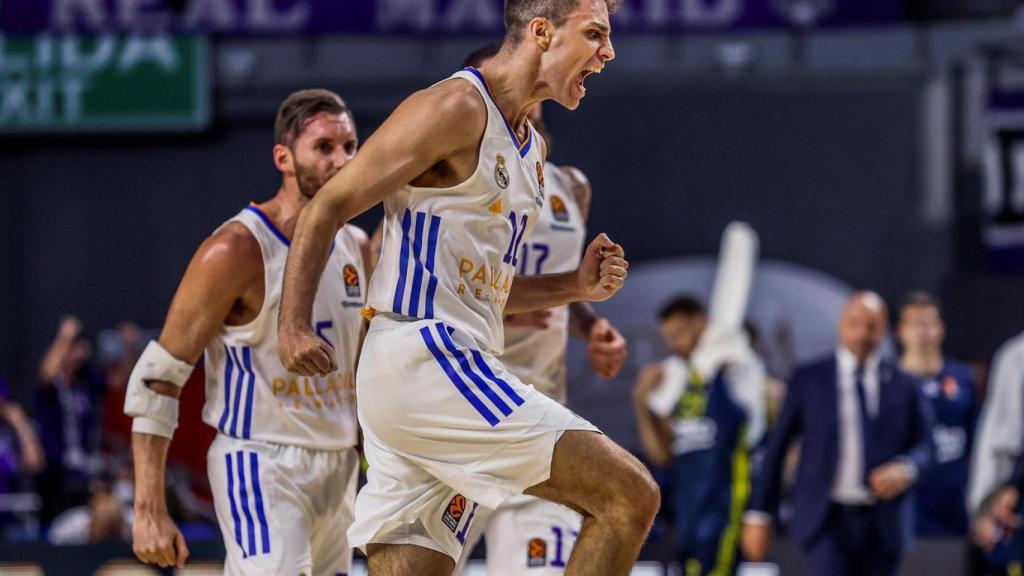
[0,34,209,132]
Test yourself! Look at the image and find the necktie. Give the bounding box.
[854,365,873,477]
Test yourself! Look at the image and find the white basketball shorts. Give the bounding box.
[348,315,599,562]
[207,434,359,576]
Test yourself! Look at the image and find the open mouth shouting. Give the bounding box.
[575,65,603,98]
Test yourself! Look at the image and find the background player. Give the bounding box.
[276,1,661,574]
[453,43,630,575]
[896,292,977,539]
[634,223,766,576]
[125,89,369,575]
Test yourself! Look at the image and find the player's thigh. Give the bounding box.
[367,543,455,576]
[208,437,313,575]
[524,430,657,520]
[486,497,583,576]
[311,448,360,576]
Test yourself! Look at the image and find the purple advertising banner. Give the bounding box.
[0,0,900,35]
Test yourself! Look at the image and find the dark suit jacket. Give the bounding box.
[747,355,934,553]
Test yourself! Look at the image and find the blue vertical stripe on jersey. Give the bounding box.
[435,324,513,417]
[236,451,257,556]
[241,347,255,439]
[409,211,427,316]
[424,215,441,319]
[250,452,271,555]
[225,453,245,557]
[218,345,235,432]
[470,349,525,407]
[393,209,413,314]
[420,325,499,426]
[228,347,246,437]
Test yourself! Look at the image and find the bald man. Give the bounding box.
[741,292,934,576]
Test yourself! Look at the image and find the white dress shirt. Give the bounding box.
[832,347,881,505]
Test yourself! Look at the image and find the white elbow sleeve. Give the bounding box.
[124,341,194,439]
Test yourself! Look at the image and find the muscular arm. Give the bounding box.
[133,225,261,513]
[506,234,627,315]
[279,82,486,375]
[505,272,585,315]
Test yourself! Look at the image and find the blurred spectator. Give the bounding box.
[896,291,977,538]
[0,374,45,538]
[34,316,108,524]
[98,322,145,453]
[742,292,934,576]
[634,295,766,575]
[0,375,45,491]
[968,329,1024,572]
[47,472,132,545]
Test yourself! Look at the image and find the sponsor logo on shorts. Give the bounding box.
[442,494,467,533]
[343,263,360,298]
[527,537,547,567]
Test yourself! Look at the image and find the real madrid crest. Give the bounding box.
[494,154,510,190]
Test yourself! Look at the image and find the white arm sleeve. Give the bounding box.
[123,341,195,439]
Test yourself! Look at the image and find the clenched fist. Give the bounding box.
[577,234,628,303]
[279,325,337,376]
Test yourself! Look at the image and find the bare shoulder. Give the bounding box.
[397,79,487,143]
[192,222,263,284]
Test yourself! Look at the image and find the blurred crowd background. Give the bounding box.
[5,0,1024,574]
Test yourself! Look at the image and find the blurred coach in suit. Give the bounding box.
[741,292,934,576]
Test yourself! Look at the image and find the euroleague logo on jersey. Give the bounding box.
[527,537,547,567]
[494,154,510,190]
[534,161,546,207]
[550,195,570,222]
[342,264,360,298]
[441,494,467,532]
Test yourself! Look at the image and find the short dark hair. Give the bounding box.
[900,291,941,316]
[463,42,502,69]
[274,89,350,148]
[504,0,620,45]
[658,295,705,321]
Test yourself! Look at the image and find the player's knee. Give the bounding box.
[628,467,661,525]
[604,462,660,531]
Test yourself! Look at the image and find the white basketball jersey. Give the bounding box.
[365,68,546,354]
[201,205,366,450]
[499,165,586,404]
